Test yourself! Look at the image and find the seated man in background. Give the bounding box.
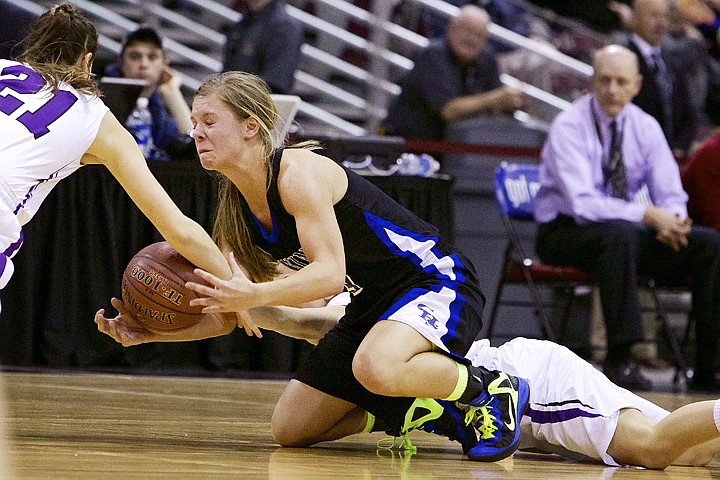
[104,27,194,161]
[382,5,526,140]
[534,44,720,392]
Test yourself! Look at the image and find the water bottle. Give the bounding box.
[125,97,155,159]
[396,153,440,177]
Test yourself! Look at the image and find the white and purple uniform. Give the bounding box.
[0,60,108,306]
[468,337,669,465]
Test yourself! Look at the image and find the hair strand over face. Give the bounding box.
[198,72,280,282]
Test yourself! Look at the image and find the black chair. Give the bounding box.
[487,162,691,383]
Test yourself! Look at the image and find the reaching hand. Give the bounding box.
[187,251,260,314]
[236,311,263,338]
[94,297,154,347]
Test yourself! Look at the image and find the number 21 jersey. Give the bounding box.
[0,59,108,226]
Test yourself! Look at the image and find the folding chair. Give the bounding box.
[486,161,691,383]
[487,162,593,344]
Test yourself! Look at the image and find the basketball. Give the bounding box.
[121,241,209,331]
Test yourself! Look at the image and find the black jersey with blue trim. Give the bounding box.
[240,147,484,329]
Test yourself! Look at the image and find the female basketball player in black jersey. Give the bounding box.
[93,67,720,464]
[178,71,528,461]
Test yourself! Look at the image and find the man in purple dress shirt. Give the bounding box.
[534,44,720,392]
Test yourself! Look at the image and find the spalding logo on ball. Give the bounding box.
[121,241,210,331]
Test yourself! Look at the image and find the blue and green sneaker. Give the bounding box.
[460,372,530,462]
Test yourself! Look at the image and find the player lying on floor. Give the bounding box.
[96,256,720,469]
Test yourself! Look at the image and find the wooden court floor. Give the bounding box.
[1,370,719,479]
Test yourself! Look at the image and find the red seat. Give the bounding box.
[504,261,594,284]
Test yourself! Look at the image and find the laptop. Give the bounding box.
[270,94,301,144]
[98,77,147,123]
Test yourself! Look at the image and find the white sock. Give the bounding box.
[713,399,720,434]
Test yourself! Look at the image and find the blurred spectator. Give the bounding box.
[534,44,720,392]
[421,0,560,122]
[612,0,720,52]
[104,27,194,161]
[665,3,719,141]
[673,0,720,136]
[422,0,534,48]
[620,0,698,157]
[383,5,527,140]
[223,0,303,94]
[612,0,720,143]
[675,0,720,55]
[681,128,720,231]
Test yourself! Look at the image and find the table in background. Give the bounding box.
[1,161,453,374]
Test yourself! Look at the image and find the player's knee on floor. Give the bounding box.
[609,413,675,469]
[641,431,689,469]
[637,447,676,470]
[610,440,671,469]
[270,410,315,447]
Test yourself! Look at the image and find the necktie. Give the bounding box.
[606,120,628,200]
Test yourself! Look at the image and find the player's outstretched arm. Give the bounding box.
[95,297,237,346]
[246,304,343,345]
[83,111,231,281]
[96,296,341,347]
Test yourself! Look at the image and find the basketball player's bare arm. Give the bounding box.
[96,242,341,346]
[83,112,232,281]
[95,297,238,346]
[246,304,342,344]
[95,297,341,347]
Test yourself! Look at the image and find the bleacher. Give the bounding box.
[4,0,601,136]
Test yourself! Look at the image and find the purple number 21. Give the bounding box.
[0,64,77,139]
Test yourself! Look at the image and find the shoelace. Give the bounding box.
[376,432,418,453]
[465,405,498,440]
